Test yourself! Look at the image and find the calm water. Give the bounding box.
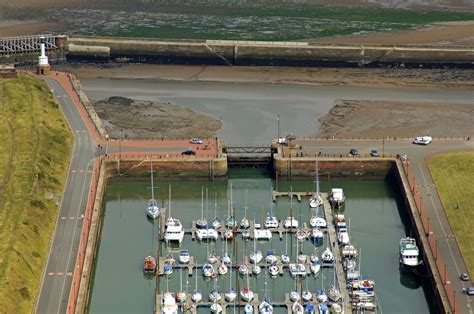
[88,174,430,313]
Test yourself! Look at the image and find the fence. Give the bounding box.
[401,159,458,313]
[294,136,472,141]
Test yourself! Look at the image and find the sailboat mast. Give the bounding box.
[168,184,171,218]
[201,187,204,220]
[150,161,154,200]
[316,159,320,196]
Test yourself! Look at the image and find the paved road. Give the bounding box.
[36,78,95,314]
[295,138,474,314]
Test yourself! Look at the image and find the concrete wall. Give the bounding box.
[274,156,394,180]
[66,37,474,67]
[0,50,66,65]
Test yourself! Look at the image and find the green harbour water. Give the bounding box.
[88,173,431,313]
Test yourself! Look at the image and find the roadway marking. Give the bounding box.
[60,216,84,220]
[418,164,447,235]
[71,170,77,173]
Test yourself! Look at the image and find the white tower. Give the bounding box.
[37,36,51,75]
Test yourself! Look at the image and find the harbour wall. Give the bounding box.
[66,37,474,68]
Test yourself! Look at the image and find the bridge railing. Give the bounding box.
[0,34,57,54]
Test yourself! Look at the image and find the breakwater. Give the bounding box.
[66,37,474,67]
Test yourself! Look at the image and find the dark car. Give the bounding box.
[461,273,470,281]
[181,150,196,156]
[370,149,379,157]
[349,148,358,156]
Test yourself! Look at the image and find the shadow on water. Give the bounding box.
[399,268,423,289]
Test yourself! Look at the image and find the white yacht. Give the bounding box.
[250,250,263,264]
[259,298,273,313]
[269,264,279,276]
[254,229,272,240]
[292,302,304,314]
[265,214,279,229]
[302,290,312,302]
[218,263,228,275]
[283,217,299,229]
[400,237,423,267]
[210,302,223,313]
[202,263,215,278]
[290,290,300,302]
[329,188,345,208]
[289,263,307,277]
[179,250,190,264]
[239,264,249,276]
[311,228,323,241]
[241,287,254,302]
[321,247,334,264]
[265,250,277,264]
[164,218,184,244]
[310,216,327,229]
[162,292,178,314]
[196,228,218,240]
[337,231,350,245]
[310,260,321,275]
[146,162,161,219]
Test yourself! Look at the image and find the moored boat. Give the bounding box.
[218,263,228,275]
[250,250,263,264]
[210,302,223,313]
[292,301,304,314]
[310,216,327,229]
[269,264,279,276]
[258,298,273,313]
[302,290,313,302]
[290,290,300,302]
[202,263,215,278]
[162,292,178,314]
[399,237,423,267]
[143,256,156,273]
[241,287,254,301]
[209,289,221,302]
[266,250,277,264]
[296,230,307,242]
[264,214,279,229]
[289,263,307,277]
[329,188,345,208]
[239,264,249,276]
[164,217,185,244]
[179,250,190,264]
[225,288,237,302]
[321,247,334,264]
[284,216,299,229]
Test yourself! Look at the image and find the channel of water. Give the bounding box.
[88,172,431,313]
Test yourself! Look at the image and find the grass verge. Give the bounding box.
[0,73,72,313]
[428,152,474,277]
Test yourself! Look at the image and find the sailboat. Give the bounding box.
[212,193,221,230]
[224,262,237,301]
[164,185,184,244]
[208,276,221,302]
[146,161,160,219]
[222,239,232,264]
[289,273,300,301]
[316,270,328,303]
[240,269,254,301]
[321,234,334,264]
[176,268,187,302]
[309,162,323,208]
[328,258,341,302]
[226,182,237,229]
[162,274,178,314]
[258,273,273,313]
[290,237,307,277]
[196,187,207,229]
[265,186,278,228]
[292,301,304,314]
[191,267,202,302]
[302,267,313,301]
[241,189,251,229]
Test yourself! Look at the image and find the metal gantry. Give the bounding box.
[0,34,57,54]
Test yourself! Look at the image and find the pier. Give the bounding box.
[321,197,352,313]
[272,191,314,202]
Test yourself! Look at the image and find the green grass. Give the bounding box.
[0,74,72,313]
[429,152,474,277]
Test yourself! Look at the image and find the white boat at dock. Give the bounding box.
[329,188,345,208]
[202,263,215,278]
[289,263,307,277]
[311,228,323,241]
[309,164,323,209]
[164,218,184,244]
[266,250,277,264]
[311,260,321,275]
[225,288,237,302]
[191,267,202,303]
[296,230,307,242]
[342,258,357,271]
[245,303,254,313]
[145,162,161,220]
[342,244,358,257]
[269,264,279,276]
[302,290,312,302]
[293,302,304,314]
[265,214,279,229]
[212,218,221,230]
[239,264,249,275]
[252,264,261,275]
[175,291,186,303]
[399,237,423,267]
[241,287,254,301]
[210,302,223,313]
[222,252,232,264]
[297,252,307,263]
[178,250,189,264]
[290,290,300,301]
[328,285,341,302]
[337,231,349,245]
[218,263,228,275]
[250,250,263,264]
[281,254,290,264]
[284,216,299,229]
[208,253,218,264]
[196,228,218,240]
[316,290,328,303]
[162,292,178,314]
[209,289,221,302]
[310,216,327,229]
[321,247,334,264]
[241,217,250,229]
[254,229,272,240]
[258,298,273,313]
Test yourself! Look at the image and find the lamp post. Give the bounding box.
[277,114,280,141]
[382,138,385,157]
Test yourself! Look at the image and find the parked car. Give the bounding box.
[370,149,379,157]
[190,138,203,144]
[181,150,196,156]
[413,136,432,145]
[460,273,470,281]
[463,287,474,295]
[349,148,358,156]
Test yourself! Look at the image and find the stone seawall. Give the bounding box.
[66,37,474,67]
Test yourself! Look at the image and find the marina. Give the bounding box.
[88,177,431,314]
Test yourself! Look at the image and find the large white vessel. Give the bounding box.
[399,237,422,267]
[164,217,184,243]
[162,292,178,314]
[329,188,345,208]
[196,228,218,240]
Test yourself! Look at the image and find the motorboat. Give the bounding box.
[311,228,323,241]
[202,263,215,278]
[283,217,298,229]
[164,255,176,265]
[264,214,279,229]
[224,229,234,241]
[292,302,304,314]
[269,264,279,276]
[342,258,357,271]
[350,279,375,292]
[310,253,319,264]
[163,263,173,276]
[297,252,307,263]
[244,304,254,313]
[342,243,358,257]
[289,263,307,277]
[296,230,307,242]
[254,229,272,240]
[191,290,202,303]
[328,285,341,302]
[280,254,290,264]
[146,199,160,220]
[143,256,156,273]
[290,290,300,302]
[212,217,221,230]
[310,260,321,275]
[179,250,190,264]
[196,228,218,241]
[209,289,221,302]
[175,291,187,303]
[254,222,261,229]
[240,288,254,302]
[321,248,334,263]
[302,290,312,302]
[346,269,361,281]
[334,214,346,230]
[316,290,327,303]
[310,216,327,229]
[210,302,223,313]
[337,231,350,245]
[208,253,218,264]
[162,292,178,314]
[329,188,345,208]
[226,216,236,229]
[196,219,208,229]
[222,252,232,264]
[164,218,185,244]
[241,217,250,229]
[400,237,423,267]
[250,250,263,264]
[218,263,228,275]
[242,230,251,240]
[258,298,273,313]
[265,250,277,264]
[225,288,237,302]
[352,302,376,311]
[252,264,262,275]
[239,264,249,275]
